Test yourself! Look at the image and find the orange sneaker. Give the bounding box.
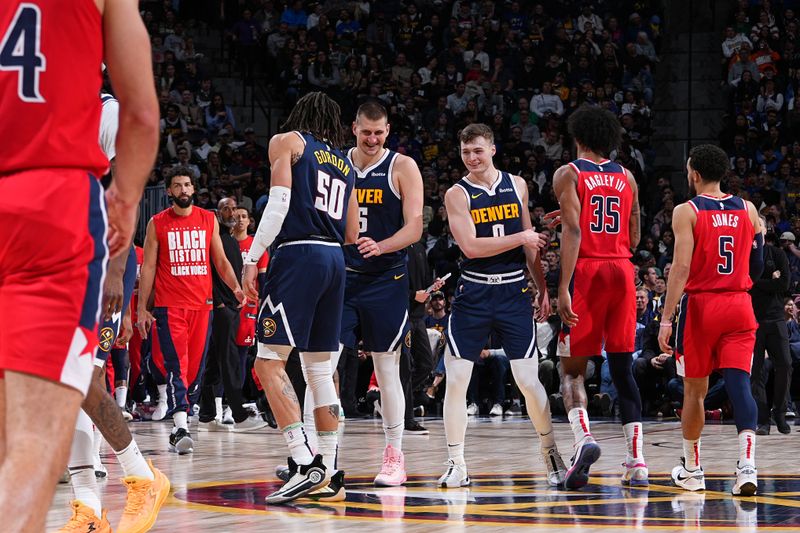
[56,500,112,532]
[116,460,171,533]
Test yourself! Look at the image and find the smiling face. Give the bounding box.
[460,135,496,174]
[353,115,389,158]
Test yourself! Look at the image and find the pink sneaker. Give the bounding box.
[374,445,407,487]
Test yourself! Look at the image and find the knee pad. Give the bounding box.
[301,351,337,408]
[510,358,546,396]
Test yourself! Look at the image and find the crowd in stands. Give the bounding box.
[132,1,800,425]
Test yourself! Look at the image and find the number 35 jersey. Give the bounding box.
[570,158,633,260]
[0,0,107,178]
[276,132,355,246]
[684,194,754,294]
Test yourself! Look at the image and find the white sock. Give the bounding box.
[115,386,128,409]
[683,438,701,471]
[114,440,154,480]
[173,411,188,430]
[282,422,314,465]
[568,408,593,445]
[317,431,338,473]
[93,426,103,458]
[509,358,555,451]
[443,351,472,466]
[738,431,756,467]
[302,385,319,452]
[447,443,465,465]
[157,384,167,405]
[623,422,645,464]
[372,351,405,451]
[215,397,223,420]
[69,467,102,517]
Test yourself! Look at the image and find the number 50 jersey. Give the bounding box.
[570,158,634,260]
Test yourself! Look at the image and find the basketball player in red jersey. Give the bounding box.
[233,207,269,351]
[137,167,244,454]
[550,106,647,489]
[0,0,158,530]
[659,145,763,496]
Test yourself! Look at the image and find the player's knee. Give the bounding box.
[302,353,337,407]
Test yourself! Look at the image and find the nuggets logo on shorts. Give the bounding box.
[405,331,411,348]
[262,318,277,337]
[98,327,115,352]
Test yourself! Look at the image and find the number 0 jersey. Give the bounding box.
[275,131,355,246]
[684,194,754,294]
[0,0,107,178]
[570,158,633,259]
[454,171,526,274]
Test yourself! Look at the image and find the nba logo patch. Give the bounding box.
[261,318,277,337]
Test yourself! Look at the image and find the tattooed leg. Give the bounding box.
[254,352,302,430]
[82,367,133,451]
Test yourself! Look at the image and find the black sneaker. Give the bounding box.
[265,454,328,504]
[275,457,297,483]
[169,428,194,455]
[405,419,429,435]
[755,424,770,436]
[773,409,791,434]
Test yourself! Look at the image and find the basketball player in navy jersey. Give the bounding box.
[295,101,424,490]
[659,144,763,495]
[242,92,359,504]
[438,123,567,488]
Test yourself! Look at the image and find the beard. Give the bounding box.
[221,217,236,229]
[172,194,193,208]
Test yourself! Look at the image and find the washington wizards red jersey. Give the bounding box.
[685,194,754,294]
[569,158,633,259]
[0,0,107,177]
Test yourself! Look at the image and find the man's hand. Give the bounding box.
[102,275,124,321]
[357,236,382,258]
[136,309,156,339]
[242,264,259,301]
[558,286,579,327]
[658,323,674,354]
[650,353,669,369]
[234,286,246,307]
[543,209,562,229]
[773,270,781,279]
[117,313,133,345]
[480,349,491,359]
[429,277,445,292]
[105,184,139,259]
[519,229,546,250]
[535,287,550,322]
[414,290,429,303]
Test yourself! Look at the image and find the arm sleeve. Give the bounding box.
[245,186,291,264]
[749,233,764,282]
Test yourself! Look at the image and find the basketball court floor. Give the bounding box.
[46,416,800,531]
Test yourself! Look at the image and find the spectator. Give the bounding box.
[530,82,564,118]
[205,93,236,135]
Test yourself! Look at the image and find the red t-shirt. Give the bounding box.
[685,194,754,294]
[570,158,634,260]
[0,0,107,178]
[152,207,215,310]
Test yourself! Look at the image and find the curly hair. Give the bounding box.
[567,105,622,157]
[688,144,729,183]
[164,165,196,188]
[281,91,346,149]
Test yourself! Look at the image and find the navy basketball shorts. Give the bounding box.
[340,265,410,352]
[257,241,345,353]
[445,270,537,362]
[96,245,138,367]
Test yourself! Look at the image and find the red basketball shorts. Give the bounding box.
[675,291,757,378]
[558,258,636,357]
[0,169,107,395]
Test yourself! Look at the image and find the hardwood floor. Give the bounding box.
[46,416,800,532]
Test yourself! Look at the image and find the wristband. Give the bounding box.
[659,322,673,328]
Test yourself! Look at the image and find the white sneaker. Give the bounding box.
[222,406,234,424]
[542,448,567,487]
[466,403,478,416]
[198,419,231,432]
[732,462,757,496]
[671,459,705,491]
[489,403,503,416]
[232,415,269,433]
[151,401,168,421]
[621,462,649,487]
[121,408,133,422]
[438,459,470,488]
[564,438,601,490]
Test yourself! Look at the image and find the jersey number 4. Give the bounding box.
[718,236,734,275]
[0,3,46,103]
[589,195,620,233]
[315,170,347,220]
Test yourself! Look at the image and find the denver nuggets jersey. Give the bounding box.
[275,132,355,246]
[344,148,405,272]
[570,158,634,259]
[454,172,525,274]
[685,194,754,294]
